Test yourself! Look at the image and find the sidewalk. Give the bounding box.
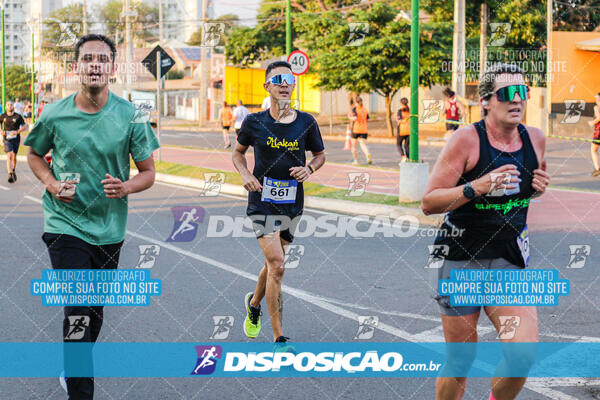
[157,147,600,232]
[159,146,400,196]
[159,115,447,141]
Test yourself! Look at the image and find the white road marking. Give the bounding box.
[24,195,42,204]
[126,230,439,342]
[18,191,599,399]
[0,185,10,190]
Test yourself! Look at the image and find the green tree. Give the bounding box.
[42,3,87,60]
[554,0,600,31]
[2,66,31,102]
[298,2,452,136]
[187,13,239,52]
[226,0,360,66]
[96,0,159,46]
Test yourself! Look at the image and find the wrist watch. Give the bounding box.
[307,164,314,174]
[463,181,476,199]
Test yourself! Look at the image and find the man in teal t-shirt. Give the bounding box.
[25,34,159,400]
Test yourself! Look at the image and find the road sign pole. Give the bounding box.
[31,27,35,124]
[2,7,6,113]
[286,0,291,55]
[409,0,419,162]
[157,50,161,162]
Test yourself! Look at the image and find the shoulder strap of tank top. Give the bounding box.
[473,120,489,156]
[517,124,539,171]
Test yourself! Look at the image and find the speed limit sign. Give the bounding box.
[34,82,42,95]
[287,50,310,76]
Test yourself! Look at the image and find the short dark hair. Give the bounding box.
[443,88,455,98]
[400,97,408,104]
[75,34,117,61]
[265,61,292,80]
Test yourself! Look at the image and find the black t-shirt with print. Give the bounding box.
[237,110,324,217]
[0,113,25,136]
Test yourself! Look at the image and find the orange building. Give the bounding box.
[551,31,600,112]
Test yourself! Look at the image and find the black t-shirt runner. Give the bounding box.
[0,112,25,139]
[237,110,325,218]
[433,120,538,267]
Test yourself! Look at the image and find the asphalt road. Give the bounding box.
[1,168,599,399]
[159,129,600,192]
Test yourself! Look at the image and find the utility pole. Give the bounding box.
[31,24,35,123]
[286,0,291,54]
[157,0,163,161]
[159,0,163,47]
[452,0,466,98]
[199,0,208,127]
[83,0,88,35]
[479,2,487,79]
[124,0,132,100]
[409,0,419,162]
[546,0,552,134]
[1,2,5,113]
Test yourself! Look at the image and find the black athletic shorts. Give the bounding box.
[446,121,460,131]
[3,137,20,153]
[351,133,368,139]
[222,125,231,131]
[249,214,300,243]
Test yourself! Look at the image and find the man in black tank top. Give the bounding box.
[421,64,550,400]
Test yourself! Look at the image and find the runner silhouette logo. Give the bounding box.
[137,245,161,268]
[209,316,234,339]
[561,100,585,124]
[421,100,443,124]
[283,245,304,269]
[567,245,590,269]
[168,207,205,242]
[354,316,378,340]
[347,172,370,197]
[497,316,520,339]
[191,345,222,375]
[65,316,90,340]
[488,23,511,46]
[425,245,449,269]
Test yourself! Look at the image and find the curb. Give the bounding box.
[139,170,443,226]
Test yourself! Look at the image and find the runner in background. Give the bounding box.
[261,95,271,110]
[443,88,464,139]
[396,97,410,162]
[37,100,47,118]
[0,101,27,183]
[14,98,24,115]
[218,101,233,148]
[343,96,355,151]
[590,93,600,176]
[233,100,250,136]
[349,96,372,165]
[23,102,33,127]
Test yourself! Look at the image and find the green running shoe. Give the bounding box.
[273,336,296,354]
[243,292,261,338]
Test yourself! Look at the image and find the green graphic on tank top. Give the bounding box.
[474,198,530,215]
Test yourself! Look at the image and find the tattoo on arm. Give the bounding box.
[277,292,283,324]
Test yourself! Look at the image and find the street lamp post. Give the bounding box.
[1,1,6,113]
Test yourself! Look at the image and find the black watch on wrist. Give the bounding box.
[463,181,476,199]
[307,164,314,174]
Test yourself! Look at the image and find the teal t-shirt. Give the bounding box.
[24,91,160,245]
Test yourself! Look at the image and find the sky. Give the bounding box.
[63,0,262,27]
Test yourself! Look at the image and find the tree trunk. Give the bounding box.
[385,94,394,137]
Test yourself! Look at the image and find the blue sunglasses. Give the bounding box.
[267,74,296,85]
